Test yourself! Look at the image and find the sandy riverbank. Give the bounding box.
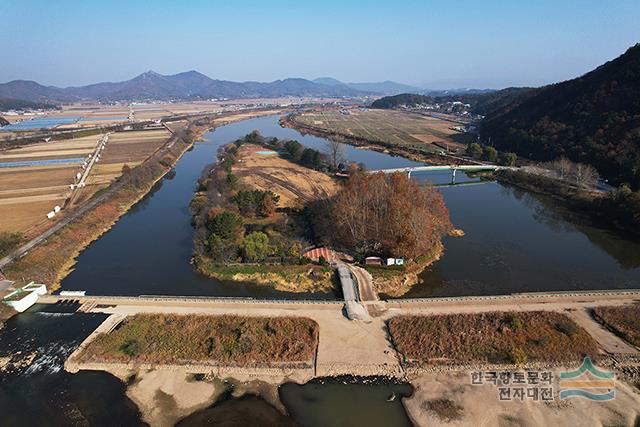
[404,370,640,426]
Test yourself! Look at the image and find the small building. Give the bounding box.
[364,256,383,266]
[3,282,47,312]
[386,257,405,266]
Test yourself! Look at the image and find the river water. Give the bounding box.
[59,114,640,297]
[0,304,412,426]
[5,114,640,425]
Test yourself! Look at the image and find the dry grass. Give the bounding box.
[425,399,464,422]
[79,314,318,365]
[234,144,338,207]
[593,304,640,347]
[388,311,599,366]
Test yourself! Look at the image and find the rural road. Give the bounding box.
[0,122,190,272]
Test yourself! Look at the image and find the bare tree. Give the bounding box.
[325,139,345,171]
[555,157,573,181]
[573,163,599,189]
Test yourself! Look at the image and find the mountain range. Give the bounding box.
[312,78,423,95]
[0,71,435,104]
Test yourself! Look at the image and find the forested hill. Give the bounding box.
[482,44,640,188]
[370,88,531,116]
[371,94,436,109]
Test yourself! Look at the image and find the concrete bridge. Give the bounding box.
[368,164,512,181]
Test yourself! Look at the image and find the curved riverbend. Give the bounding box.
[59,115,640,297]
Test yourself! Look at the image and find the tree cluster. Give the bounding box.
[466,142,517,166]
[313,172,452,259]
[482,44,640,189]
[232,189,279,218]
[545,157,600,189]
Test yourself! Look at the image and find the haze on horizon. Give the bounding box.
[1,0,639,90]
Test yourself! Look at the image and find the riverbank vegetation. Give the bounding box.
[388,312,599,366]
[496,166,640,237]
[78,314,318,365]
[2,117,213,288]
[593,304,640,347]
[0,231,23,258]
[191,132,340,293]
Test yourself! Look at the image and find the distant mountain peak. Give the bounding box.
[138,70,163,79]
[0,70,370,102]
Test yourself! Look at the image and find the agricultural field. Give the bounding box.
[77,314,319,365]
[388,311,599,366]
[0,127,171,235]
[0,134,102,233]
[233,143,338,206]
[295,109,470,154]
[71,128,171,205]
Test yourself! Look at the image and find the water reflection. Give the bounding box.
[56,114,640,298]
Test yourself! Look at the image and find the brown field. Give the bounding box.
[0,128,170,234]
[234,143,338,206]
[388,311,599,366]
[593,304,640,347]
[77,314,319,365]
[295,109,469,154]
[68,128,170,206]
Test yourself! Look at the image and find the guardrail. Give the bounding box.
[38,288,640,307]
[383,288,640,305]
[39,294,344,305]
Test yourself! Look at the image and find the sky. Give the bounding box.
[1,0,639,89]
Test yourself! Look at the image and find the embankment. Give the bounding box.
[2,110,282,292]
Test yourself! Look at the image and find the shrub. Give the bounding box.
[0,231,23,258]
[242,231,271,262]
[509,347,528,366]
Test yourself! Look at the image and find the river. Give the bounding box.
[59,114,640,297]
[5,113,640,425]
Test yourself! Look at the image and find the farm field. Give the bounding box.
[72,128,171,205]
[0,134,103,233]
[0,127,171,235]
[233,143,338,206]
[295,109,470,154]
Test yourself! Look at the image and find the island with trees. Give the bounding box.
[190,131,454,296]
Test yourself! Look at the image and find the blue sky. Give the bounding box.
[1,0,638,88]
